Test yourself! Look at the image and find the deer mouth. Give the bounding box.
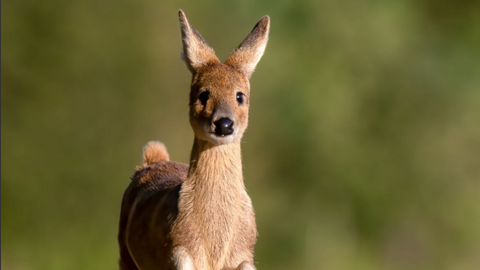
[207,130,238,144]
[214,128,234,137]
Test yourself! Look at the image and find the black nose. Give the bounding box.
[214,118,234,136]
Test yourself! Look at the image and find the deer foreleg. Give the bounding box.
[172,246,195,270]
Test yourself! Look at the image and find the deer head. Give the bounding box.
[179,10,270,145]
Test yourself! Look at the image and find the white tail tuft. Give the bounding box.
[143,141,170,165]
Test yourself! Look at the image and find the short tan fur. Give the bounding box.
[118,10,270,270]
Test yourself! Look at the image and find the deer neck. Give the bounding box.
[174,138,249,268]
[186,137,245,194]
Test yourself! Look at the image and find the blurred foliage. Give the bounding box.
[2,0,480,269]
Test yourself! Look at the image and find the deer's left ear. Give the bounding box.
[225,16,270,78]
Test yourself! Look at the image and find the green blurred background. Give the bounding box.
[2,0,480,269]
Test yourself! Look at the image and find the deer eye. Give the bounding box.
[236,92,245,105]
[198,90,210,106]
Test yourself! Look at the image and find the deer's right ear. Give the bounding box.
[179,10,220,73]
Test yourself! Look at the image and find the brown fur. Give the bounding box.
[118,9,270,270]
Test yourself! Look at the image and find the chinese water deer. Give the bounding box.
[118,10,270,270]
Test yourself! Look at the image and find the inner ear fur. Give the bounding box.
[179,10,220,73]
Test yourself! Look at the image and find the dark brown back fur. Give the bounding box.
[118,161,188,269]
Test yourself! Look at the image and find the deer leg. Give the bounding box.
[172,246,195,270]
[236,261,256,270]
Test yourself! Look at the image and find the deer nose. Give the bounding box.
[214,118,234,136]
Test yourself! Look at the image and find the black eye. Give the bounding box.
[198,90,210,106]
[236,92,245,105]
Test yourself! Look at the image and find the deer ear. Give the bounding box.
[225,16,270,78]
[179,10,220,73]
